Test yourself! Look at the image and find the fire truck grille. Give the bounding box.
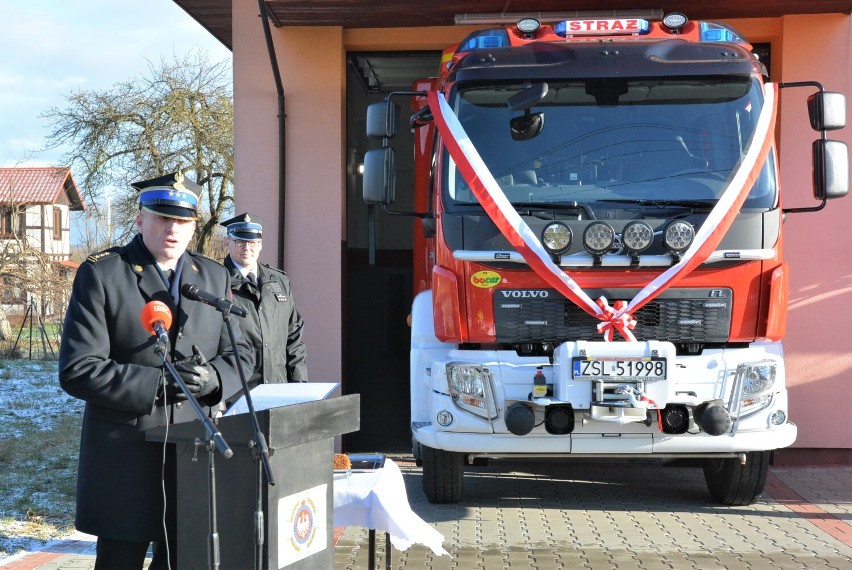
[493,288,732,343]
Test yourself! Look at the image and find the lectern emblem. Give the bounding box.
[279,484,327,566]
[291,499,317,548]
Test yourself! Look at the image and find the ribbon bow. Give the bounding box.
[595,297,637,342]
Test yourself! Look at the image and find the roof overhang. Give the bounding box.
[173,0,852,50]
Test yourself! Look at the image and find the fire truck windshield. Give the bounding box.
[443,76,777,214]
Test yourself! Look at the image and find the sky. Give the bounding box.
[0,0,232,168]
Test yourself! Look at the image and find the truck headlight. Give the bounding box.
[446,363,498,420]
[735,360,778,418]
[743,362,776,394]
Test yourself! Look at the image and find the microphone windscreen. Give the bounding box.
[180,282,199,299]
[140,300,173,334]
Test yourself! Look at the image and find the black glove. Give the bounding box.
[162,376,188,402]
[172,345,218,399]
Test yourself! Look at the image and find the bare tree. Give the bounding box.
[42,51,234,254]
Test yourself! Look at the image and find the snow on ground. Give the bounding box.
[0,360,82,436]
[0,359,84,559]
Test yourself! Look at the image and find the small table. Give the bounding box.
[333,458,449,567]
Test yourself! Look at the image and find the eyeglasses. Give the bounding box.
[231,240,261,248]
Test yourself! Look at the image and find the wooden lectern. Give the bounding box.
[147,394,360,569]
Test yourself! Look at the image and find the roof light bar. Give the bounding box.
[700,22,747,43]
[458,29,510,51]
[554,18,650,37]
[454,9,663,26]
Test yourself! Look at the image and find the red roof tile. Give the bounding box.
[0,166,85,210]
[54,259,80,269]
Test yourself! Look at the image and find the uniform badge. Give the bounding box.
[87,251,114,263]
[275,293,288,302]
[133,264,144,273]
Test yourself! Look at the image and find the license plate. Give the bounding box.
[572,357,666,381]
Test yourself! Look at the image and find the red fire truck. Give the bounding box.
[362,13,849,505]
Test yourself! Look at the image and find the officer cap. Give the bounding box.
[131,171,201,220]
[220,212,262,241]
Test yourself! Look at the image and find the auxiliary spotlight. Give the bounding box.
[621,221,654,263]
[583,221,615,263]
[663,221,695,262]
[541,221,573,258]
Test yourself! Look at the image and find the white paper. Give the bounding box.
[223,382,339,416]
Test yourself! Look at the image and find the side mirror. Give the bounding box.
[362,148,396,205]
[808,92,846,131]
[813,139,849,200]
[366,101,400,139]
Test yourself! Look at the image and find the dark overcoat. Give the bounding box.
[59,234,254,542]
[224,255,307,404]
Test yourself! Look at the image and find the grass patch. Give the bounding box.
[0,359,82,557]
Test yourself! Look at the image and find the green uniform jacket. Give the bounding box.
[224,255,307,403]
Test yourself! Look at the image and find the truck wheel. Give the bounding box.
[421,445,464,504]
[702,450,770,506]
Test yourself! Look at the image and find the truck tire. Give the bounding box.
[421,445,464,504]
[702,450,770,506]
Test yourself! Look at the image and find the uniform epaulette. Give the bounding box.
[85,249,120,264]
[261,262,287,276]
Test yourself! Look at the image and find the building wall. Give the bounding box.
[233,0,345,383]
[773,15,852,451]
[231,5,852,450]
[19,203,70,258]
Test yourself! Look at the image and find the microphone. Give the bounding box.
[180,283,247,317]
[141,301,173,347]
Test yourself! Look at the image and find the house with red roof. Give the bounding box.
[0,166,85,315]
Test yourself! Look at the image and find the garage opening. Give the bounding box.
[344,51,441,452]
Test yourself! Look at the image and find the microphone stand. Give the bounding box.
[155,339,232,570]
[208,301,275,570]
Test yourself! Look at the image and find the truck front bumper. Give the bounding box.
[412,421,797,456]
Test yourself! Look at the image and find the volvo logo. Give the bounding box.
[499,290,550,298]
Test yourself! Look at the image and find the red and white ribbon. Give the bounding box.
[618,84,778,318]
[428,84,778,341]
[428,91,604,323]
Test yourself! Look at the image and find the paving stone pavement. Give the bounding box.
[3,458,851,569]
[334,458,852,569]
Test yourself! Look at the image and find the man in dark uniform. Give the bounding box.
[59,172,253,569]
[221,213,307,406]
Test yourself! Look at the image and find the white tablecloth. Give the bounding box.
[333,458,450,557]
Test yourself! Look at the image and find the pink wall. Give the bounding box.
[233,0,345,383]
[231,3,852,449]
[774,15,852,449]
